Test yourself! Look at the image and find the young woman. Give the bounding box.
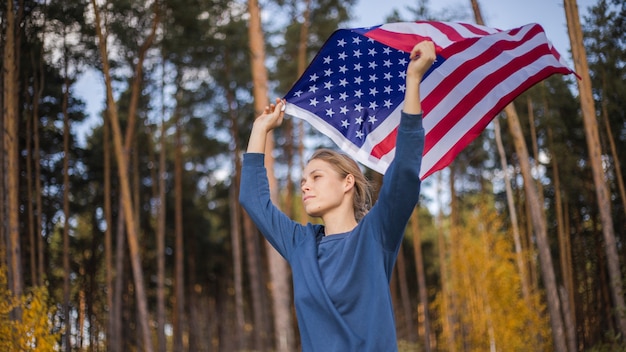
[240,41,436,351]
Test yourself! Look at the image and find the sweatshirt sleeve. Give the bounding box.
[366,111,424,252]
[239,153,303,261]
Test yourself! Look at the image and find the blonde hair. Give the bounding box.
[308,149,372,222]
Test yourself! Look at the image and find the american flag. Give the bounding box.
[283,21,575,179]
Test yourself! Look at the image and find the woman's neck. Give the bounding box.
[322,210,358,235]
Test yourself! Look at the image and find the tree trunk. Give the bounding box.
[409,209,432,352]
[563,0,626,337]
[112,206,125,352]
[25,56,36,287]
[248,0,295,350]
[91,2,155,350]
[156,58,168,352]
[226,80,246,350]
[470,0,531,306]
[599,80,626,218]
[505,103,567,352]
[33,52,45,286]
[173,91,186,352]
[494,117,531,303]
[104,108,114,351]
[62,63,72,352]
[470,2,566,350]
[296,0,311,225]
[396,244,417,343]
[437,173,453,351]
[3,0,24,301]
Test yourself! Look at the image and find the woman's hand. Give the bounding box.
[407,41,436,81]
[247,98,286,153]
[253,98,286,133]
[403,41,436,115]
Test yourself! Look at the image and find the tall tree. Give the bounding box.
[468,2,567,350]
[90,1,158,350]
[563,0,626,337]
[3,0,24,303]
[247,0,294,350]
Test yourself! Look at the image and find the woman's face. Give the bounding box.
[301,158,352,218]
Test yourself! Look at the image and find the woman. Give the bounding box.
[240,41,436,351]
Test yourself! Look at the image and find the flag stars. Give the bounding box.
[339,78,348,87]
[293,90,303,97]
[337,38,346,47]
[354,103,364,112]
[353,49,362,58]
[341,119,349,128]
[384,85,393,94]
[369,101,379,110]
[353,63,363,71]
[354,76,363,84]
[309,97,319,106]
[339,65,348,74]
[398,58,408,66]
[368,48,377,56]
[325,108,335,117]
[324,68,334,76]
[354,90,364,98]
[309,73,319,81]
[324,81,334,90]
[368,74,378,83]
[308,85,319,93]
[323,56,333,64]
[338,52,347,60]
[356,130,364,139]
[384,99,393,108]
[383,59,392,68]
[324,95,334,104]
[368,61,378,70]
[340,106,349,114]
[369,87,379,96]
[399,71,407,79]
[384,72,393,81]
[352,36,362,45]
[399,84,406,93]
[339,92,349,101]
[355,116,364,125]
[368,115,378,124]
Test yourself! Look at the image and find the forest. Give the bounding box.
[0,0,625,351]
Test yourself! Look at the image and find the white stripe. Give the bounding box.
[420,54,568,177]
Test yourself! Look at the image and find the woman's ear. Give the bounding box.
[344,174,355,192]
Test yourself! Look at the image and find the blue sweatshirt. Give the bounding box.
[239,112,424,351]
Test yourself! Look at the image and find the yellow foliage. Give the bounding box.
[433,199,552,351]
[0,266,60,351]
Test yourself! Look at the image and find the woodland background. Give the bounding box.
[0,0,625,351]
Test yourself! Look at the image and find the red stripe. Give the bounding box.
[422,26,547,154]
[364,28,433,53]
[371,127,398,159]
[457,22,496,36]
[421,65,571,179]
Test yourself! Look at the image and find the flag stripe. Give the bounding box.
[423,26,552,153]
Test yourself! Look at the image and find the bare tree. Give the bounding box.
[248,0,295,350]
[469,2,568,350]
[563,0,626,337]
[90,1,159,350]
[3,0,24,302]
